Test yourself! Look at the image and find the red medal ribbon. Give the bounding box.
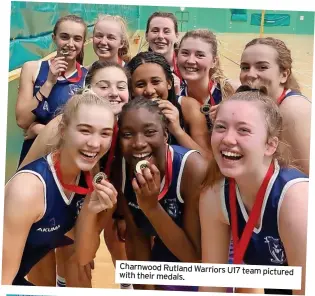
[104,123,119,179]
[277,88,288,105]
[157,146,173,201]
[207,80,216,106]
[172,53,182,83]
[60,62,83,83]
[229,161,275,264]
[190,80,216,106]
[53,153,94,195]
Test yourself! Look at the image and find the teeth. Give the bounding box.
[185,67,198,72]
[109,101,120,105]
[133,153,150,158]
[81,151,97,158]
[222,151,242,157]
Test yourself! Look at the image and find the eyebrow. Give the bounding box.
[77,124,113,131]
[96,80,127,84]
[240,61,270,65]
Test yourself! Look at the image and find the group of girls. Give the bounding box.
[3,9,311,296]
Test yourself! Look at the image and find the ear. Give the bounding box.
[52,33,56,43]
[211,56,218,69]
[265,136,279,157]
[167,78,172,90]
[164,129,169,143]
[280,69,290,84]
[145,32,149,42]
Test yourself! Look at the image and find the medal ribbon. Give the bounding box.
[277,88,289,105]
[104,123,119,179]
[53,152,94,195]
[230,161,275,264]
[61,61,83,83]
[157,146,173,201]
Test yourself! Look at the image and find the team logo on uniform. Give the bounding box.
[69,84,81,96]
[162,198,179,219]
[76,198,84,216]
[264,236,287,264]
[43,101,49,112]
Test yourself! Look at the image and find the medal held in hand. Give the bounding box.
[135,160,150,174]
[93,172,108,185]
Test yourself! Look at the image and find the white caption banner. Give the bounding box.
[115,260,302,290]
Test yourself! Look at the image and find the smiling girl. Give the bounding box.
[3,89,116,286]
[16,15,88,166]
[199,86,308,295]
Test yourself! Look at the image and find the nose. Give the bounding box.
[187,54,196,64]
[87,134,101,149]
[109,86,119,98]
[246,67,258,80]
[157,30,164,39]
[143,83,156,97]
[100,36,108,44]
[132,133,147,150]
[221,128,237,146]
[68,38,74,47]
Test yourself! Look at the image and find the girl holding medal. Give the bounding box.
[126,51,212,159]
[18,60,132,289]
[199,86,308,295]
[145,12,181,94]
[88,14,130,69]
[16,14,88,166]
[3,89,116,286]
[76,97,208,291]
[15,14,88,287]
[177,29,238,132]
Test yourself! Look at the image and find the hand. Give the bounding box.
[172,73,181,95]
[115,218,127,242]
[23,122,45,140]
[132,164,161,214]
[156,100,181,135]
[47,56,68,84]
[210,105,219,122]
[88,179,117,214]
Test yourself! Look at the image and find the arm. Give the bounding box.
[16,57,68,129]
[198,181,231,292]
[121,195,154,290]
[75,179,117,266]
[158,99,212,159]
[133,152,207,263]
[279,181,308,295]
[280,95,311,175]
[19,115,62,168]
[2,173,44,284]
[181,96,212,159]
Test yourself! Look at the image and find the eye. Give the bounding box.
[213,124,225,131]
[196,53,205,58]
[239,127,250,134]
[101,131,113,138]
[145,129,157,136]
[74,37,83,42]
[240,65,249,71]
[151,79,161,85]
[79,129,90,135]
[135,82,145,88]
[122,132,132,138]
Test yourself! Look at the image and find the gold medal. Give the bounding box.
[93,172,107,185]
[135,160,150,174]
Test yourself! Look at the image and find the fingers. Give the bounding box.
[94,179,118,204]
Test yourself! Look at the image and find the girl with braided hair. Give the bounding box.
[76,96,208,291]
[126,51,212,160]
